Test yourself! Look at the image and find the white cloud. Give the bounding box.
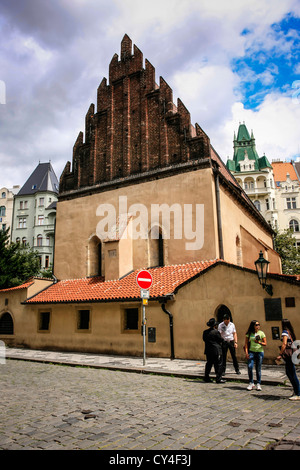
[172,64,241,128]
[221,92,300,161]
[1,0,300,188]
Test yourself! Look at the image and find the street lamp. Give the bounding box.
[254,251,273,296]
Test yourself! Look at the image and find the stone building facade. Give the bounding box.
[1,35,297,363]
[56,35,280,282]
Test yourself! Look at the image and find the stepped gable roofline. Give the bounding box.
[17,162,59,196]
[58,34,212,196]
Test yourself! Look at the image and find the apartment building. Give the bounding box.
[11,162,59,270]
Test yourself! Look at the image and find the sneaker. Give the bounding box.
[247,383,255,391]
[256,384,262,391]
[289,395,300,401]
[236,370,241,375]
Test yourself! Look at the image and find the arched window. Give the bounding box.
[236,235,242,266]
[0,312,14,335]
[149,227,164,267]
[289,219,299,232]
[254,200,261,212]
[215,305,232,324]
[88,236,102,276]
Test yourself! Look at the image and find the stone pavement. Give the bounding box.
[1,348,300,452]
[3,347,289,385]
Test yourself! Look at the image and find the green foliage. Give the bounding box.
[273,229,300,275]
[39,264,53,279]
[0,228,41,289]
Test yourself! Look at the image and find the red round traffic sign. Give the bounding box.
[136,270,153,290]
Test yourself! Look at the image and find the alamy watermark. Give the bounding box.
[96,196,204,250]
[292,340,300,365]
[0,80,6,105]
[0,340,6,364]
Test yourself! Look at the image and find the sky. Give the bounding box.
[0,0,300,189]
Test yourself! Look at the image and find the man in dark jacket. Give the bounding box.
[203,318,225,383]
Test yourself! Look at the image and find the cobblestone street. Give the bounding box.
[1,360,300,452]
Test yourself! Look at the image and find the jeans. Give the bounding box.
[248,351,264,384]
[285,358,300,396]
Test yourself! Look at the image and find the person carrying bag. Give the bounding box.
[276,319,300,401]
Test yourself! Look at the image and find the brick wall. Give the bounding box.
[59,34,210,195]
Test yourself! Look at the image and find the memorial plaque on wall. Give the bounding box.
[264,298,282,321]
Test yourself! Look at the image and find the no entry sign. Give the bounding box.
[136,270,153,290]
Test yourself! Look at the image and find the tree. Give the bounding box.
[0,228,41,289]
[273,229,300,275]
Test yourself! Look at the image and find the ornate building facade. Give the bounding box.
[11,162,59,270]
[226,123,278,230]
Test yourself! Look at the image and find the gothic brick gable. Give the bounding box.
[59,34,211,196]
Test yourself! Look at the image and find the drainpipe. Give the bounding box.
[161,303,175,360]
[213,169,224,259]
[51,218,58,283]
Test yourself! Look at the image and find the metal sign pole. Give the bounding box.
[137,272,152,367]
[142,302,146,366]
[140,288,149,366]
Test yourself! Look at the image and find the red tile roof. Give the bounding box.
[0,279,34,293]
[272,161,298,183]
[25,260,220,304]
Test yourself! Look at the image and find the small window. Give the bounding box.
[78,310,90,330]
[285,297,295,308]
[289,219,299,233]
[254,200,261,212]
[39,312,50,331]
[125,308,139,330]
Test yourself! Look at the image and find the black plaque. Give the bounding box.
[264,298,282,321]
[271,326,280,340]
[148,327,156,343]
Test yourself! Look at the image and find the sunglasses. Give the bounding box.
[255,323,260,326]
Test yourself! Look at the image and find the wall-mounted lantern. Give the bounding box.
[254,251,273,296]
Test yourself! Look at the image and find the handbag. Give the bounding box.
[280,333,294,360]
